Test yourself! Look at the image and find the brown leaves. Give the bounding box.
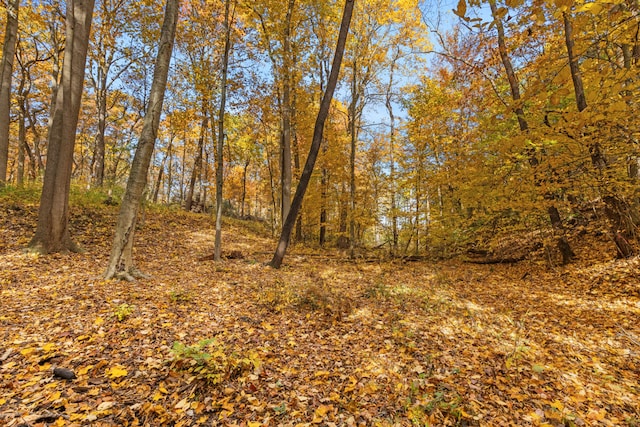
[1,201,640,425]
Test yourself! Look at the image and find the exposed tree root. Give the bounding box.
[105,267,151,281]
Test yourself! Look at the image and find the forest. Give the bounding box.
[1,0,639,425]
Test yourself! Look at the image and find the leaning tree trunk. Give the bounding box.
[270,0,356,268]
[0,0,20,185]
[563,11,636,257]
[214,0,234,261]
[490,0,574,264]
[29,0,95,254]
[104,0,179,280]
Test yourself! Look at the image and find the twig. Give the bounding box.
[618,327,640,347]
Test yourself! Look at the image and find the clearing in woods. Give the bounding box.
[0,198,639,426]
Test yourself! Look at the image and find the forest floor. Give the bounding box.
[0,194,639,427]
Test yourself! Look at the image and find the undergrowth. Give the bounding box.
[169,339,260,387]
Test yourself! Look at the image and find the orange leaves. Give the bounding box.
[453,0,467,19]
[2,199,640,425]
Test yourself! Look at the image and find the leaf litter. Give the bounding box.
[0,202,639,426]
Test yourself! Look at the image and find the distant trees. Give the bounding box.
[270,0,356,268]
[0,0,635,263]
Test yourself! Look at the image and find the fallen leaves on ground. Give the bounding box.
[1,202,639,426]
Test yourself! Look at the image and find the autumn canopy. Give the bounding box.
[0,0,639,425]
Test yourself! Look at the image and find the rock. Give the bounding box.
[53,367,76,380]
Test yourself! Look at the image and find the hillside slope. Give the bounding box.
[1,197,639,426]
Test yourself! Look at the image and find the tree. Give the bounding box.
[245,0,298,225]
[562,8,636,257]
[29,0,95,254]
[214,0,235,261]
[270,0,355,268]
[488,0,574,264]
[88,0,134,187]
[0,0,20,185]
[104,0,179,280]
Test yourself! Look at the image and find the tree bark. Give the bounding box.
[104,0,179,279]
[0,0,19,185]
[185,112,208,211]
[241,159,249,217]
[490,0,574,263]
[214,0,234,261]
[385,48,399,255]
[280,0,295,224]
[92,72,107,186]
[563,11,636,257]
[29,0,95,254]
[270,0,356,268]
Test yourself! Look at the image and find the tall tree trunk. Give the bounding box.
[104,0,179,279]
[152,144,170,204]
[214,0,234,261]
[29,0,95,254]
[318,56,329,247]
[337,183,349,248]
[490,0,574,263]
[241,159,249,217]
[166,138,173,203]
[0,0,19,185]
[385,49,399,255]
[563,11,635,257]
[294,134,303,242]
[348,60,358,258]
[280,0,295,224]
[319,145,328,246]
[270,0,355,268]
[17,93,25,186]
[266,141,277,236]
[186,111,208,211]
[26,104,44,176]
[92,74,107,186]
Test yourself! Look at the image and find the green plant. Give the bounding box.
[0,182,42,204]
[363,282,391,299]
[170,339,260,386]
[256,278,296,313]
[168,289,191,303]
[114,303,134,321]
[408,389,465,426]
[69,185,123,209]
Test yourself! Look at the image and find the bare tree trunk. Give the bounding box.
[17,93,25,186]
[241,158,249,217]
[490,0,574,263]
[563,13,587,114]
[104,0,179,279]
[385,48,399,255]
[319,147,328,246]
[152,144,170,203]
[29,0,95,254]
[270,0,355,268]
[280,0,295,224]
[266,142,277,236]
[348,60,358,258]
[166,138,173,202]
[214,0,234,261]
[0,0,19,185]
[186,111,207,211]
[92,73,107,186]
[563,11,636,257]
